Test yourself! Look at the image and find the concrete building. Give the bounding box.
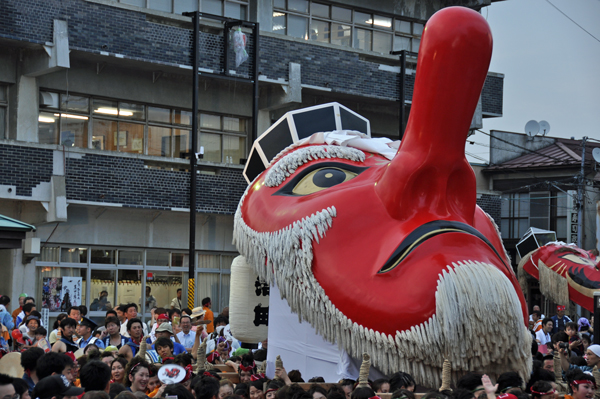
[0,0,504,325]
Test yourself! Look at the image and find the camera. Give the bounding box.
[559,342,569,349]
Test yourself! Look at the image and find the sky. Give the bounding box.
[465,0,600,164]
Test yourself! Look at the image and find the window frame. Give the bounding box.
[117,0,249,18]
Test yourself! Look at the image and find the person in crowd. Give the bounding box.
[117,319,145,361]
[80,360,112,393]
[36,352,75,381]
[51,318,79,353]
[90,291,110,312]
[202,297,214,334]
[106,309,118,319]
[120,304,148,338]
[110,357,128,384]
[176,315,196,352]
[16,302,36,331]
[239,353,257,383]
[16,297,35,326]
[536,318,553,346]
[218,380,234,399]
[102,317,128,349]
[12,294,28,324]
[67,306,81,322]
[581,334,592,352]
[496,371,523,394]
[389,372,415,392]
[12,377,31,399]
[551,305,572,335]
[79,305,88,318]
[560,343,600,372]
[529,380,556,399]
[78,317,105,349]
[152,323,186,355]
[372,379,390,394]
[171,289,183,311]
[100,351,116,366]
[154,337,176,362]
[124,358,151,395]
[139,287,156,312]
[564,368,596,399]
[145,364,160,398]
[115,305,127,327]
[0,374,15,399]
[148,312,169,343]
[195,376,222,399]
[20,347,44,394]
[48,314,68,345]
[32,374,84,399]
[19,314,41,350]
[541,354,554,374]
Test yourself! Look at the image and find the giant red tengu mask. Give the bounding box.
[234,7,531,387]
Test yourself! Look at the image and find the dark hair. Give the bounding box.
[20,347,44,371]
[175,353,194,368]
[36,352,73,380]
[164,384,195,399]
[24,297,35,304]
[497,371,523,393]
[83,392,110,399]
[12,378,29,397]
[124,357,150,387]
[372,379,390,393]
[214,316,228,326]
[23,303,35,314]
[68,306,81,316]
[351,387,375,399]
[124,303,138,313]
[530,381,554,399]
[288,370,304,383]
[0,295,10,306]
[525,369,555,393]
[389,372,416,391]
[253,349,267,362]
[202,297,211,306]
[551,331,569,345]
[235,382,250,398]
[308,377,325,383]
[111,357,128,372]
[126,318,142,332]
[566,369,596,394]
[182,308,192,316]
[194,376,221,399]
[60,317,78,329]
[421,393,449,399]
[116,304,127,313]
[531,310,541,317]
[582,334,592,345]
[566,322,578,331]
[53,313,68,330]
[106,309,118,318]
[105,316,120,328]
[109,383,127,399]
[0,373,13,386]
[177,288,182,293]
[339,379,355,388]
[456,372,483,391]
[79,305,88,316]
[168,308,181,319]
[326,386,346,399]
[101,351,115,360]
[33,326,47,337]
[155,337,174,350]
[80,360,112,392]
[542,318,553,327]
[308,385,327,397]
[391,390,415,399]
[571,356,587,367]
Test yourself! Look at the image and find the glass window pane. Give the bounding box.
[90,270,115,312]
[0,108,5,140]
[355,11,372,26]
[118,250,143,265]
[172,253,185,267]
[60,247,88,263]
[147,251,170,266]
[148,107,171,124]
[202,0,222,15]
[312,3,328,18]
[198,254,220,269]
[40,247,60,262]
[412,38,420,52]
[61,95,89,113]
[200,114,221,130]
[174,129,190,159]
[92,119,118,151]
[223,135,245,164]
[117,270,141,309]
[200,132,222,162]
[221,255,235,270]
[288,0,307,13]
[519,193,530,218]
[501,195,509,217]
[223,117,243,132]
[413,23,424,36]
[556,217,567,240]
[274,0,285,8]
[117,122,144,154]
[61,115,89,148]
[354,28,372,51]
[40,268,86,312]
[93,99,119,117]
[310,19,330,43]
[121,0,145,6]
[518,219,529,238]
[146,272,183,311]
[393,35,411,52]
[220,273,230,311]
[119,102,145,121]
[0,86,6,102]
[373,15,392,30]
[148,126,172,157]
[288,14,308,39]
[556,192,567,217]
[273,11,287,34]
[332,6,351,22]
[173,109,193,126]
[331,23,351,47]
[196,272,220,312]
[395,20,411,33]
[224,2,242,19]
[91,249,116,264]
[174,0,198,13]
[373,31,392,54]
[148,0,172,12]
[500,219,509,239]
[38,112,59,144]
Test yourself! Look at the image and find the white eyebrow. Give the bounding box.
[264,145,365,187]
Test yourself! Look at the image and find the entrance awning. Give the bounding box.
[0,215,36,250]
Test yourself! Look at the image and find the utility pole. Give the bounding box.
[577,137,587,249]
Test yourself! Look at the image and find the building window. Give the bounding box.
[0,85,7,139]
[38,91,247,164]
[118,0,248,18]
[273,1,423,54]
[500,193,529,239]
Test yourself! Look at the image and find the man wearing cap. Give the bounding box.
[560,344,600,373]
[76,317,105,349]
[12,294,27,324]
[152,323,187,355]
[32,374,84,399]
[149,313,171,342]
[552,305,572,335]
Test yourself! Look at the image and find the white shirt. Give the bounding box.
[120,319,149,338]
[176,330,196,349]
[536,329,551,345]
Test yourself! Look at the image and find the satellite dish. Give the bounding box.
[539,120,551,136]
[592,148,600,163]
[525,120,540,136]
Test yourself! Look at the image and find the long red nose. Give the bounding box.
[375,7,493,225]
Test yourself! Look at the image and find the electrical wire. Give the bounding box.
[545,0,600,44]
[477,129,567,163]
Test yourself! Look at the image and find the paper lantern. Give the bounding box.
[229,255,269,344]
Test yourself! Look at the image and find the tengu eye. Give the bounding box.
[292,167,357,195]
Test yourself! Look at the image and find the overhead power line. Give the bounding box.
[545,0,600,44]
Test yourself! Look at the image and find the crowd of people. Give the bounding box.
[0,292,598,399]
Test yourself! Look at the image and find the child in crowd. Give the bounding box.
[566,322,584,356]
